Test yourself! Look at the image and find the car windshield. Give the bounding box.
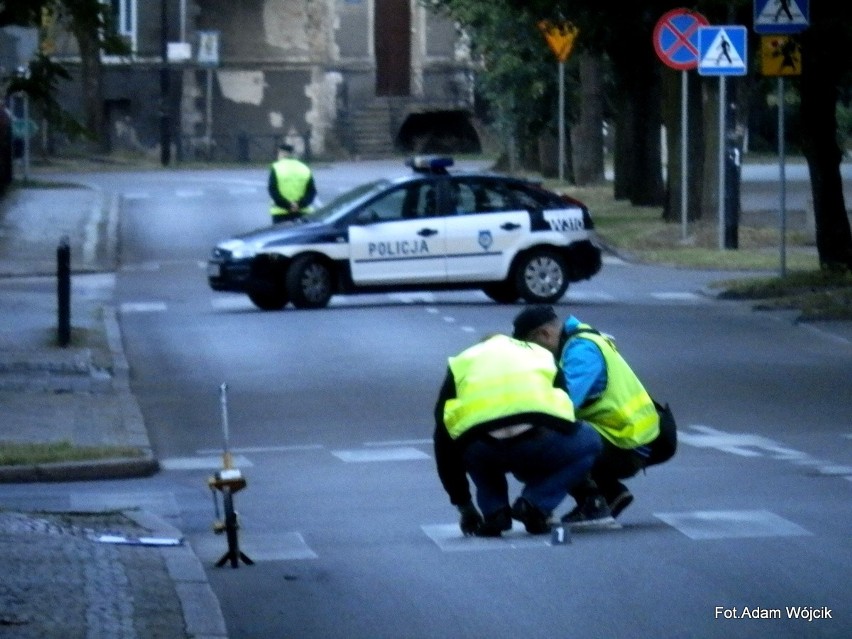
[302,180,392,224]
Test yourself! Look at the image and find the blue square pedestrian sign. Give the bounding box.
[754,0,809,35]
[698,26,748,76]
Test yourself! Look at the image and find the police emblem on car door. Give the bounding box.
[444,178,529,282]
[348,182,448,284]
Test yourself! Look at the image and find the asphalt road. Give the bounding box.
[11,164,850,638]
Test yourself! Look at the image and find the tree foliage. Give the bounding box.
[1,0,129,143]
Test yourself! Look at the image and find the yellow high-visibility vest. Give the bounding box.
[567,326,659,448]
[443,335,575,439]
[269,158,312,216]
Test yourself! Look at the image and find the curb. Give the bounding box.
[124,510,229,639]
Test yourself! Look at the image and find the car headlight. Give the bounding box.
[219,239,259,259]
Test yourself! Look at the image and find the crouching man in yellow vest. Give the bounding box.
[513,305,677,528]
[433,333,604,537]
[268,143,316,224]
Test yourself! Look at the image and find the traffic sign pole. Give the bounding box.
[680,71,688,241]
[558,61,565,182]
[654,9,708,241]
[717,77,727,251]
[778,76,787,277]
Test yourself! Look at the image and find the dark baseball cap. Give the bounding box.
[278,143,295,153]
[512,305,558,339]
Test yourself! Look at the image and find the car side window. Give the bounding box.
[451,178,513,215]
[353,183,437,224]
[503,182,551,210]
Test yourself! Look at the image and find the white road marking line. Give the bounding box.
[196,444,323,455]
[565,291,617,302]
[332,447,430,462]
[120,301,168,313]
[210,297,253,311]
[121,262,160,272]
[655,510,812,540]
[422,522,553,551]
[652,292,702,301]
[159,455,253,470]
[461,326,476,333]
[122,192,151,200]
[680,424,852,479]
[389,292,436,304]
[363,439,431,447]
[191,531,317,562]
[443,316,456,323]
[175,189,204,198]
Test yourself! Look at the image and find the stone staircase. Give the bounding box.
[347,101,397,157]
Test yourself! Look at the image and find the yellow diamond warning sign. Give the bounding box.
[761,35,801,76]
[538,20,579,63]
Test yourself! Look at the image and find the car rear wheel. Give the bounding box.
[481,281,519,304]
[514,248,569,303]
[286,255,333,309]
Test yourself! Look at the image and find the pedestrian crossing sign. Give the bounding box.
[754,0,809,35]
[698,26,748,76]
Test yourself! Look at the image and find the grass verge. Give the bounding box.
[0,441,147,466]
[555,182,851,321]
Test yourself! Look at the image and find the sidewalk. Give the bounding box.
[0,180,228,638]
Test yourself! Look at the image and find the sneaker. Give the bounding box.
[511,497,551,535]
[561,495,619,530]
[476,506,512,537]
[607,488,634,519]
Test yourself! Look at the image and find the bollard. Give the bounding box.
[57,236,71,347]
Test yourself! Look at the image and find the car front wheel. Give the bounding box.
[514,248,569,303]
[247,288,288,311]
[286,255,334,308]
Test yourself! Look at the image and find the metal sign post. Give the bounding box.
[698,26,748,250]
[538,20,579,183]
[755,0,808,277]
[653,9,709,241]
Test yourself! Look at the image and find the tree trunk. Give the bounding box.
[611,86,633,201]
[799,15,852,271]
[609,13,664,207]
[570,51,605,186]
[72,23,106,152]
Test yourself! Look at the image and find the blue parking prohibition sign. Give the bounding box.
[654,9,709,70]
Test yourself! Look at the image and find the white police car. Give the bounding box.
[207,157,601,310]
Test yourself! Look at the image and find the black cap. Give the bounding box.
[278,143,295,153]
[512,305,558,339]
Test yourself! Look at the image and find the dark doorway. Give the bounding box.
[375,0,411,96]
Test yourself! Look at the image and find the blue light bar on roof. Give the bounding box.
[406,156,454,172]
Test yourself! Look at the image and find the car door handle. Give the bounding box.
[500,222,521,230]
[417,228,439,237]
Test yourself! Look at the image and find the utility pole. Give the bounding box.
[160,0,171,166]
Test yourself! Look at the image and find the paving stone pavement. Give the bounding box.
[0,177,228,638]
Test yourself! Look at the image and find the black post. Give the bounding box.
[160,0,171,166]
[57,236,71,347]
[723,101,741,250]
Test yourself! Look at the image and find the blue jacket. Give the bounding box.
[559,315,606,407]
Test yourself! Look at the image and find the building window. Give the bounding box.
[106,0,136,53]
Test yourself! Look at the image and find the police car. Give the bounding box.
[207,157,602,310]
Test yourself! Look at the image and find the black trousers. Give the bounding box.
[575,401,677,502]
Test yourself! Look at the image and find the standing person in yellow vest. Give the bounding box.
[433,333,605,537]
[512,306,677,527]
[268,143,316,224]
